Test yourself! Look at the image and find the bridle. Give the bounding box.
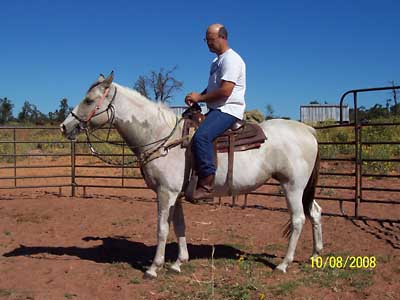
[70,83,184,167]
[70,83,117,128]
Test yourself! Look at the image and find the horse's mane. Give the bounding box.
[113,83,178,129]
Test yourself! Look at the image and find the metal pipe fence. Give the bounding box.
[0,126,146,196]
[1,86,399,221]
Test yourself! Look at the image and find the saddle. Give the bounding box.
[181,104,267,197]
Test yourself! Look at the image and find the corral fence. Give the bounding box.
[1,86,399,222]
[0,127,146,196]
[251,86,400,222]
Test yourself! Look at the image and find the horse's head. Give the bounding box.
[60,71,115,140]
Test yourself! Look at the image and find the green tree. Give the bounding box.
[0,97,14,124]
[18,101,46,124]
[57,98,72,122]
[48,98,72,123]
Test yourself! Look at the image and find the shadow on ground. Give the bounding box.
[3,236,277,273]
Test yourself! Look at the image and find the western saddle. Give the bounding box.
[181,104,267,198]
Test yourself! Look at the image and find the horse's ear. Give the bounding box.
[103,71,114,88]
[97,74,105,82]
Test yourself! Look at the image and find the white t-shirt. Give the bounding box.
[206,48,246,120]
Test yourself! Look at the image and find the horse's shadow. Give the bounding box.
[3,236,277,272]
[349,219,400,250]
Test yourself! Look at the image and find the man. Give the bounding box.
[185,23,246,202]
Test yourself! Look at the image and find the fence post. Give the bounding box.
[13,128,17,188]
[353,92,361,218]
[71,140,76,197]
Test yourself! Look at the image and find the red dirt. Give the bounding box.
[0,157,399,300]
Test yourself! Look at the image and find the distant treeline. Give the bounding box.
[0,97,72,125]
[1,97,399,126]
[349,102,399,122]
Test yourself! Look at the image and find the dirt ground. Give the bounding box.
[0,155,399,299]
[0,184,399,300]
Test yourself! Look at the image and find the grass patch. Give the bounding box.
[300,263,375,291]
[14,213,51,224]
[377,254,394,264]
[264,243,286,252]
[111,217,142,227]
[0,289,34,299]
[181,261,197,274]
[270,280,301,296]
[104,262,135,279]
[129,277,141,284]
[0,289,12,297]
[216,281,257,300]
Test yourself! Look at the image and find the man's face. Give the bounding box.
[204,31,224,54]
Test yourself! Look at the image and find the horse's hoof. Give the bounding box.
[311,252,321,259]
[144,269,158,279]
[169,263,181,273]
[275,263,287,273]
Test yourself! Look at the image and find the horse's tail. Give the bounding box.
[283,149,320,238]
[302,149,320,218]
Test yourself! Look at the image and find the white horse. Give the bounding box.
[60,72,323,278]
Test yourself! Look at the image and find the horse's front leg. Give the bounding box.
[170,197,189,273]
[145,188,177,278]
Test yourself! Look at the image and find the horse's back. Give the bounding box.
[261,118,316,138]
[260,119,317,151]
[259,119,318,180]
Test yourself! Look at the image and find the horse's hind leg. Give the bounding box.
[170,198,189,273]
[309,200,323,257]
[276,186,305,273]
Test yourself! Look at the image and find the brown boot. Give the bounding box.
[190,174,215,204]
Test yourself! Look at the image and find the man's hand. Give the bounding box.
[185,92,201,106]
[185,92,202,106]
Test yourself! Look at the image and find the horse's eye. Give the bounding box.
[85,98,95,105]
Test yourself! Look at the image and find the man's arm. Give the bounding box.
[185,80,235,106]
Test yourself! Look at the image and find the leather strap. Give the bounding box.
[227,134,235,196]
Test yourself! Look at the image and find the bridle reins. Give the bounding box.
[70,84,184,167]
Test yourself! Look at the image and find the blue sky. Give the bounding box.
[1,0,399,120]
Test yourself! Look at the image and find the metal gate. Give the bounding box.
[247,86,400,222]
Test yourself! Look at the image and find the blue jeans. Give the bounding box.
[192,109,238,178]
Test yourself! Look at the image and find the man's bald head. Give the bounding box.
[205,23,229,55]
[207,23,228,40]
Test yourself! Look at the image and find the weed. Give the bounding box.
[217,282,254,299]
[181,261,197,274]
[129,277,141,284]
[0,289,12,297]
[0,289,34,299]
